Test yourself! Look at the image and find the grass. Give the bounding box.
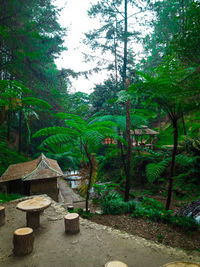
[0,193,23,203]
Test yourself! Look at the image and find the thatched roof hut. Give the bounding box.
[0,154,63,183]
[0,154,63,201]
[131,126,158,136]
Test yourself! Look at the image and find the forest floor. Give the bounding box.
[1,196,200,267]
[89,213,200,252]
[58,179,200,253]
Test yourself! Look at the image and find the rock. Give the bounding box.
[71,240,78,245]
[175,198,200,223]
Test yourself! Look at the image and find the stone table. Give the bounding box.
[16,196,51,229]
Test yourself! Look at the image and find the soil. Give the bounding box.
[58,178,200,253]
[87,195,200,252]
[1,196,200,267]
[89,214,200,252]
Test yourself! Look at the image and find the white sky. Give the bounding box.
[55,0,106,94]
[54,0,149,94]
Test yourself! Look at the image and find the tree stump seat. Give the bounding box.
[0,206,5,226]
[64,213,80,234]
[105,261,128,267]
[13,227,34,256]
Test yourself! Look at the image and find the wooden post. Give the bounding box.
[105,261,128,267]
[0,206,5,226]
[26,211,40,229]
[13,227,34,256]
[64,213,80,234]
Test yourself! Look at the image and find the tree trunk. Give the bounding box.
[114,19,118,83]
[84,145,93,212]
[166,119,178,210]
[18,110,22,154]
[122,0,128,86]
[7,109,11,141]
[181,112,187,135]
[125,96,132,202]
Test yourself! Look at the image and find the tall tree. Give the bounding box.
[131,56,200,209]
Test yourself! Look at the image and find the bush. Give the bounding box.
[0,193,23,203]
[169,215,199,232]
[101,198,136,215]
[131,197,199,232]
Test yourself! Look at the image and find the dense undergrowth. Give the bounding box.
[0,193,23,203]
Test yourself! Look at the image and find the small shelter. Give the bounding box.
[0,154,63,201]
[131,125,159,147]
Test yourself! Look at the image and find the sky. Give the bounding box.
[54,0,106,94]
[54,0,148,94]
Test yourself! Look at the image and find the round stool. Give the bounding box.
[13,227,34,256]
[64,213,80,234]
[105,260,128,267]
[0,206,5,226]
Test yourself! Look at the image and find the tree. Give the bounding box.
[33,113,117,211]
[0,80,51,154]
[141,0,192,70]
[0,0,68,110]
[131,56,200,209]
[84,0,146,83]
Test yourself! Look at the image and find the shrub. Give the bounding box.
[0,193,23,203]
[100,199,136,215]
[169,215,199,232]
[131,197,199,232]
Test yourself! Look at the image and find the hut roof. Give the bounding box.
[131,127,159,136]
[0,154,63,183]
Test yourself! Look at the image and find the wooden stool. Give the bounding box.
[0,206,5,226]
[64,213,80,234]
[162,262,200,267]
[13,227,34,256]
[105,261,128,267]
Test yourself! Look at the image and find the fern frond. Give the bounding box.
[88,121,117,128]
[39,134,73,149]
[175,154,196,166]
[146,159,169,183]
[56,113,87,127]
[82,130,104,145]
[22,97,51,109]
[33,127,79,138]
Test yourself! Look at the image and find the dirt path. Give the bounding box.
[58,178,83,205]
[0,196,200,267]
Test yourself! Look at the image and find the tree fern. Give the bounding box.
[33,126,79,138]
[175,154,196,166]
[146,159,169,183]
[39,134,73,149]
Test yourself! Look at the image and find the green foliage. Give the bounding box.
[169,215,199,232]
[101,198,136,215]
[0,193,23,203]
[131,197,199,232]
[146,159,169,183]
[0,141,28,175]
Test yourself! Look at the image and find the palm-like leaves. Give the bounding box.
[33,113,118,211]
